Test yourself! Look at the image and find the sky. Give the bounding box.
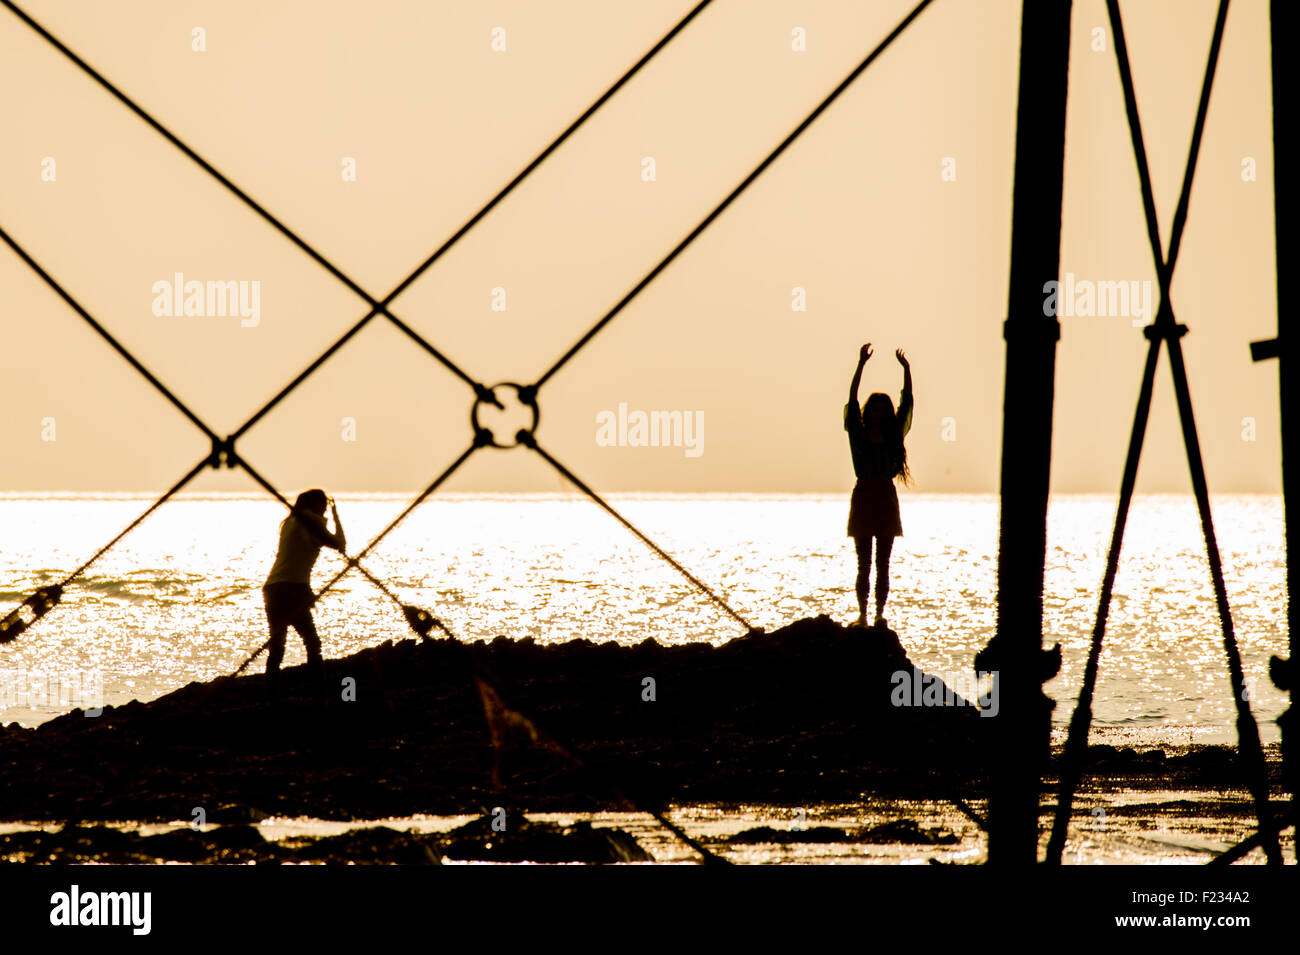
[0,0,1284,494]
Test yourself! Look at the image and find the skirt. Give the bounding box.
[847,477,902,539]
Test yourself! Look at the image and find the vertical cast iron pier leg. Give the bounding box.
[984,0,1072,865]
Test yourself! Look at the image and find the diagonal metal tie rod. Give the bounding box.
[3,0,935,655]
[1048,1,1231,864]
[524,435,754,631]
[230,0,719,439]
[0,227,435,629]
[0,0,479,390]
[1,0,722,645]
[1,0,718,436]
[504,0,940,636]
[224,446,483,680]
[532,0,936,390]
[0,224,217,442]
[1047,0,1282,866]
[0,227,459,645]
[312,442,481,604]
[0,0,732,649]
[0,2,929,864]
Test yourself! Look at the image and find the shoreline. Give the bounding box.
[0,786,1287,864]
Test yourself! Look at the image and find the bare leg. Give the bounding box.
[854,536,873,625]
[874,534,894,624]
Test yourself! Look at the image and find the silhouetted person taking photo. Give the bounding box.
[845,344,912,627]
[263,489,346,701]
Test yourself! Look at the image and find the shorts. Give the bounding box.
[263,581,314,631]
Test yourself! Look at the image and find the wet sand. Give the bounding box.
[0,786,1288,864]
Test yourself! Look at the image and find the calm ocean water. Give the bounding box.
[0,492,1288,745]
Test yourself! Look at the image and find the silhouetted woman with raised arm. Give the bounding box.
[263,489,346,700]
[845,344,912,627]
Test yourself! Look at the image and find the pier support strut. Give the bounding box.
[1263,0,1298,862]
[981,0,1072,865]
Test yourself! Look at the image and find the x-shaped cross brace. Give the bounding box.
[0,0,753,647]
[2,0,937,647]
[1047,0,1283,866]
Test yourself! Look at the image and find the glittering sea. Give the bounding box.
[0,492,1289,746]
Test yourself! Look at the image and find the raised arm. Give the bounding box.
[293,506,346,553]
[895,348,913,437]
[327,498,347,553]
[849,342,872,408]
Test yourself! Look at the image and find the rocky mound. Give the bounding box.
[0,615,989,822]
[0,815,652,864]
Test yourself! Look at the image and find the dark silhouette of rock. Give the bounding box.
[729,825,850,844]
[289,826,441,865]
[858,818,958,845]
[0,823,274,864]
[727,818,957,845]
[210,804,271,824]
[440,813,653,863]
[1080,743,1238,779]
[0,615,989,822]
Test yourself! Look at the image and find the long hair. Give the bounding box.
[284,488,327,529]
[862,393,912,486]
